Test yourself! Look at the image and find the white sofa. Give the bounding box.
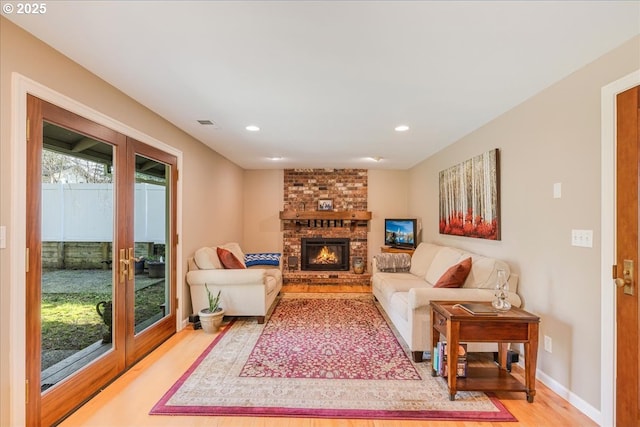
[372,242,521,362]
[186,243,283,324]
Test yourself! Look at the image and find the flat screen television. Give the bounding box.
[384,218,418,249]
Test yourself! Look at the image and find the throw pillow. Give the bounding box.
[434,257,472,288]
[193,247,222,269]
[244,252,281,267]
[217,247,246,269]
[220,242,246,266]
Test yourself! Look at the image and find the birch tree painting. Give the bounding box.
[439,149,500,240]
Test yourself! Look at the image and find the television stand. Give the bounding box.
[381,246,415,256]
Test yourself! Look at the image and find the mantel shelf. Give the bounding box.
[279,211,372,221]
[279,210,371,230]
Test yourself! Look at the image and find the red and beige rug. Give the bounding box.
[151,293,515,421]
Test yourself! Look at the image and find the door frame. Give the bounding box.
[601,69,640,427]
[8,73,184,425]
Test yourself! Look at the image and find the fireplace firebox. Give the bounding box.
[301,238,350,271]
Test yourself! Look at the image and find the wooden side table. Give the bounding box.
[430,301,540,403]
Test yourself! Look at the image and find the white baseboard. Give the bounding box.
[535,369,601,425]
[180,317,189,330]
[510,352,601,425]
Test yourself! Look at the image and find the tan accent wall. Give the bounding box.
[243,169,284,253]
[0,18,244,424]
[368,170,411,271]
[408,35,640,409]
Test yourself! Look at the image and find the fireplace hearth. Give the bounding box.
[301,238,350,271]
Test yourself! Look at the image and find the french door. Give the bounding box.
[25,95,177,426]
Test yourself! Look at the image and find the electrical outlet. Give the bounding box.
[544,335,552,353]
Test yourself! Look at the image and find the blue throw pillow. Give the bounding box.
[244,252,281,267]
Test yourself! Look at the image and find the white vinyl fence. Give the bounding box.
[42,183,166,244]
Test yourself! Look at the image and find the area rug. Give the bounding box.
[240,296,421,380]
[151,293,516,421]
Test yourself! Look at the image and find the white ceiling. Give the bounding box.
[6,1,640,169]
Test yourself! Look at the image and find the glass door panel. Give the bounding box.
[27,95,127,427]
[133,154,170,334]
[125,138,176,366]
[40,123,116,391]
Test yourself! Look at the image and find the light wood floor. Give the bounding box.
[59,286,597,427]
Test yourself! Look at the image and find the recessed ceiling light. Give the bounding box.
[395,125,409,132]
[269,156,283,161]
[246,125,260,132]
[369,156,383,162]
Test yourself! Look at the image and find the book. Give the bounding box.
[442,361,468,378]
[434,343,467,377]
[454,302,499,316]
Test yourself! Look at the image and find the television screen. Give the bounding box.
[384,218,417,248]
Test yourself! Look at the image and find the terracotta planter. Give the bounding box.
[198,308,225,333]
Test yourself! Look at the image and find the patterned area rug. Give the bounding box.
[151,293,515,421]
[240,297,420,380]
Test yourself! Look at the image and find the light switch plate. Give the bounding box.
[0,226,5,249]
[571,229,593,248]
[553,183,562,199]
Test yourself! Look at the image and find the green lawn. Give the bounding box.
[41,292,106,354]
[41,270,166,370]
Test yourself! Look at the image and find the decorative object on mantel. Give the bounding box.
[439,148,500,240]
[317,198,333,211]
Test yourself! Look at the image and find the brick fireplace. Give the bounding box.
[281,169,370,285]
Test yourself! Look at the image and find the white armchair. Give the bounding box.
[186,243,282,324]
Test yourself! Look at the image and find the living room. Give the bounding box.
[1,2,640,426]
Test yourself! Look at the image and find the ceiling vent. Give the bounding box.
[197,119,217,127]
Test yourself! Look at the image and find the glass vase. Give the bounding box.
[492,269,511,311]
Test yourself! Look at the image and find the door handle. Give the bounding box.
[126,248,134,280]
[615,259,634,296]
[119,248,134,283]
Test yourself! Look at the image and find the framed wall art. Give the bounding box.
[317,199,333,211]
[439,149,500,240]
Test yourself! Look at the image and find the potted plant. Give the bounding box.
[133,256,146,275]
[198,284,224,333]
[146,256,165,278]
